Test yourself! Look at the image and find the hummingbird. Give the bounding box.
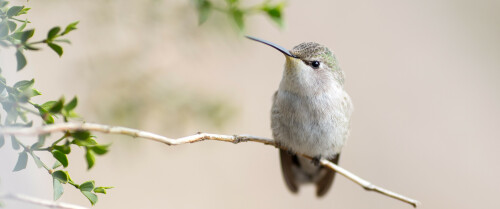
[246,36,353,197]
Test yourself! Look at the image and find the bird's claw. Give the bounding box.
[311,156,321,166]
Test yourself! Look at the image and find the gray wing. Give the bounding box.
[279,149,299,193]
[315,154,340,197]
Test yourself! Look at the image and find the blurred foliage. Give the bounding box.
[89,67,237,133]
[0,0,110,205]
[195,0,286,30]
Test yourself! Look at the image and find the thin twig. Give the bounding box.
[0,193,89,209]
[0,122,420,207]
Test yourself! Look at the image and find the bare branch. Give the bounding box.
[0,193,89,209]
[0,122,420,207]
[319,159,420,207]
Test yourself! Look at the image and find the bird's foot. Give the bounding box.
[311,156,321,166]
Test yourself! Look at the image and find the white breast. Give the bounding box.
[271,86,352,158]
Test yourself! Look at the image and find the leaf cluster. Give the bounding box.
[0,0,78,71]
[0,1,111,205]
[195,0,286,31]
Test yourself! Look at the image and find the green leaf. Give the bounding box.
[263,4,284,27]
[48,43,63,57]
[72,130,90,140]
[0,135,4,148]
[11,136,20,150]
[5,108,19,124]
[79,180,95,192]
[72,137,97,146]
[31,89,42,96]
[52,170,69,184]
[91,144,109,155]
[44,114,55,124]
[13,151,28,171]
[19,29,34,43]
[53,145,71,154]
[81,191,98,205]
[61,21,79,36]
[93,187,106,194]
[231,9,244,31]
[86,149,95,169]
[93,186,113,194]
[196,0,212,25]
[49,98,64,113]
[41,101,57,110]
[13,79,34,90]
[18,7,30,15]
[15,20,27,32]
[0,1,8,8]
[47,26,61,40]
[24,44,41,51]
[7,6,24,17]
[7,20,16,32]
[51,150,68,168]
[34,103,55,124]
[0,22,8,37]
[53,178,64,200]
[15,50,27,71]
[30,151,44,168]
[64,97,78,111]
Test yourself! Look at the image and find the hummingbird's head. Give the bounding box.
[289,42,338,72]
[246,36,345,95]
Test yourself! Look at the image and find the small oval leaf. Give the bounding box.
[13,151,28,171]
[52,170,69,183]
[53,178,64,200]
[15,50,27,71]
[48,43,63,57]
[79,180,95,192]
[7,6,24,17]
[47,26,61,40]
[64,97,78,111]
[61,21,79,35]
[71,130,90,140]
[19,29,34,43]
[51,150,68,168]
[196,0,212,25]
[11,136,20,150]
[30,151,44,168]
[13,79,34,90]
[53,145,71,154]
[91,144,109,155]
[86,149,95,169]
[81,191,98,205]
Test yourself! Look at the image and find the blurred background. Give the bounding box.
[1,0,500,208]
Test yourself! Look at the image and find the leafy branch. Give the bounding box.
[0,0,111,205]
[195,0,286,31]
[0,122,421,207]
[0,1,77,71]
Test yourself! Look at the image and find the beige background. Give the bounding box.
[1,0,500,208]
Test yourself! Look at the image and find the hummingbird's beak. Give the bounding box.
[246,36,297,58]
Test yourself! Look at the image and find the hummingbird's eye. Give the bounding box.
[311,61,320,68]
